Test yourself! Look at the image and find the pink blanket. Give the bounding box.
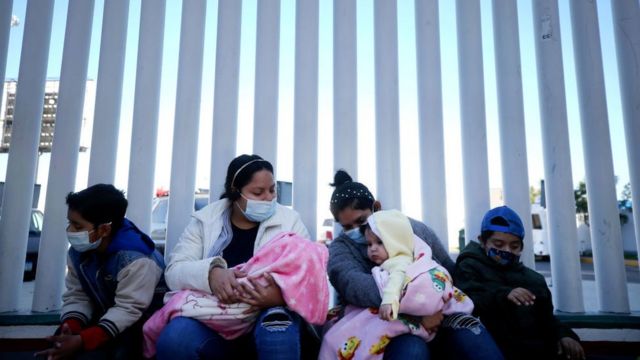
[319,238,473,360]
[143,232,329,358]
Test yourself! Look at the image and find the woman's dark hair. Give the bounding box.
[329,170,375,220]
[66,184,127,232]
[359,222,371,236]
[220,154,274,201]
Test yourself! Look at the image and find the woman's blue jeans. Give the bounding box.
[155,306,301,360]
[432,314,505,360]
[383,313,504,360]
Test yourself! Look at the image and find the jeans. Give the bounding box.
[431,313,505,360]
[384,313,504,360]
[156,306,302,360]
[383,333,429,360]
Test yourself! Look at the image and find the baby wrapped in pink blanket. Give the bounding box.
[143,232,329,358]
[320,210,473,360]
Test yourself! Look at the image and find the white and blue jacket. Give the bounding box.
[61,219,165,338]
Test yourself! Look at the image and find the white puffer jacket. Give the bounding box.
[165,198,310,293]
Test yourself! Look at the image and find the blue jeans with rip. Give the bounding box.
[432,313,505,359]
[383,313,504,360]
[155,306,302,360]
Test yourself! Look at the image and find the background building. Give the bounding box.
[0,79,95,154]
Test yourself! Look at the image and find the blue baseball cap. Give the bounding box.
[481,206,525,240]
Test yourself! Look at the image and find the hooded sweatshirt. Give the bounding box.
[454,241,578,359]
[368,210,414,319]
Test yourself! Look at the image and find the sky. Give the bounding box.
[1,0,631,247]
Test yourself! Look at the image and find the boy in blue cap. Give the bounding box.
[454,206,584,360]
[36,184,165,359]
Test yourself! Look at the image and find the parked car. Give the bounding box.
[318,218,334,244]
[24,209,44,281]
[151,194,210,253]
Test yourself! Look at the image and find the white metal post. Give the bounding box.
[374,0,401,210]
[415,0,448,248]
[32,0,95,312]
[253,0,280,168]
[569,0,629,313]
[127,0,166,234]
[492,0,535,268]
[165,0,207,258]
[333,0,358,177]
[0,0,55,312]
[531,0,584,312]
[611,0,640,273]
[456,0,490,243]
[293,0,319,240]
[0,0,13,110]
[210,0,242,199]
[87,0,130,185]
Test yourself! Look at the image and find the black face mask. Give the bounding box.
[486,247,520,266]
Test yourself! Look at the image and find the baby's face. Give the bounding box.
[365,228,389,265]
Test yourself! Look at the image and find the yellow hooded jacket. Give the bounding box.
[368,209,414,319]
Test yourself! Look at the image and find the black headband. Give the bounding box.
[330,181,374,204]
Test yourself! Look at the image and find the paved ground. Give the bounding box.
[537,259,640,312]
[534,259,640,283]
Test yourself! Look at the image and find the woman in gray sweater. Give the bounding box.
[326,170,503,360]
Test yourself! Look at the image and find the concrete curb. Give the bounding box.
[580,257,638,267]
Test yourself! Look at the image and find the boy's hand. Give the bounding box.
[378,304,394,321]
[421,310,443,333]
[208,267,245,304]
[239,273,285,313]
[507,287,536,306]
[557,337,585,359]
[35,323,83,360]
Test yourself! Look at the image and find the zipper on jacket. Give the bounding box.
[79,260,107,312]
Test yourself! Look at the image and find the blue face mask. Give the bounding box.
[238,194,277,223]
[66,222,111,252]
[67,230,102,252]
[487,247,520,266]
[344,227,366,244]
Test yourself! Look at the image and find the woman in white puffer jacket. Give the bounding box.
[156,154,312,360]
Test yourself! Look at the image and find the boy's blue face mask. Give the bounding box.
[487,247,520,266]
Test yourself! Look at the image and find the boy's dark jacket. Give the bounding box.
[454,241,578,359]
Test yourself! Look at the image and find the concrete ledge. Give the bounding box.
[574,328,640,343]
[0,312,59,326]
[580,341,640,358]
[0,338,50,353]
[555,312,640,332]
[0,325,57,339]
[555,312,640,357]
[579,256,638,267]
[0,311,638,357]
[0,312,59,340]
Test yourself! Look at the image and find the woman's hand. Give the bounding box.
[507,287,536,306]
[208,267,245,304]
[421,310,443,333]
[557,337,585,360]
[378,304,393,321]
[238,273,285,312]
[34,323,82,360]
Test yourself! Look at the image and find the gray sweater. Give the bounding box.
[328,217,455,308]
